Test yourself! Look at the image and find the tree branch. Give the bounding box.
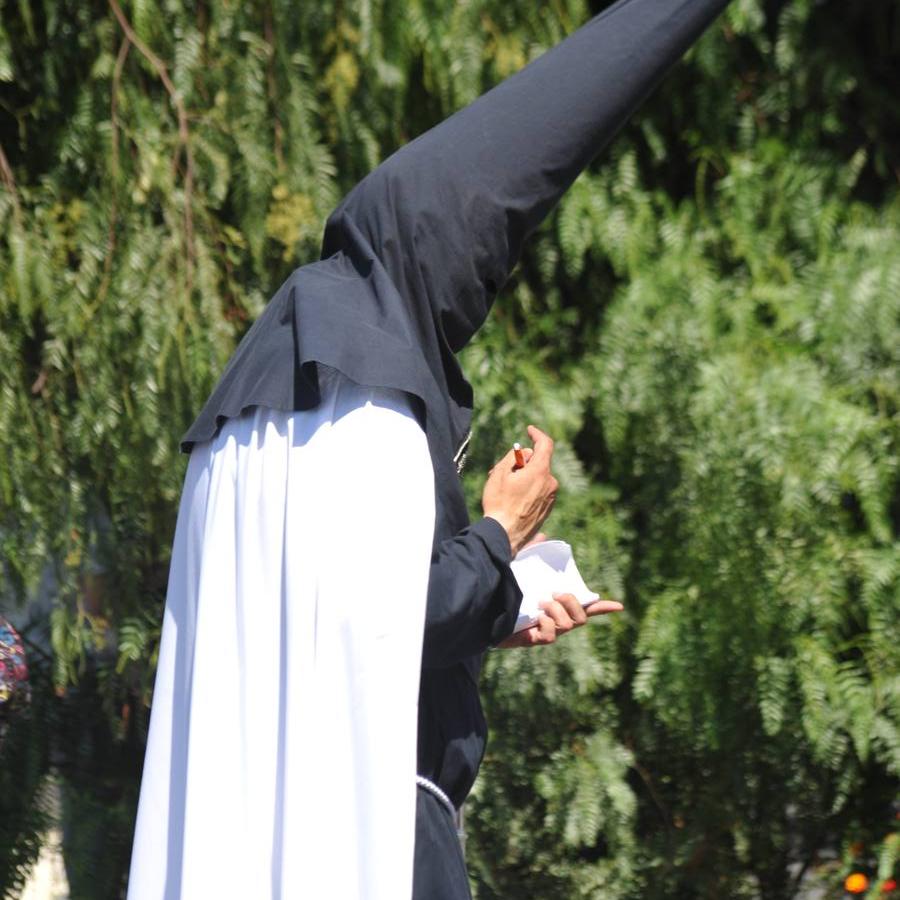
[108,0,195,286]
[264,2,284,171]
[0,141,22,225]
[110,35,130,184]
[92,35,132,315]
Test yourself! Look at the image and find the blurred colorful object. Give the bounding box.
[846,873,870,894]
[883,879,897,892]
[0,616,30,710]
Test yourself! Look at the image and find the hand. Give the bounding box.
[497,592,624,649]
[482,425,559,557]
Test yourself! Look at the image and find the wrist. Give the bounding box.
[482,514,519,558]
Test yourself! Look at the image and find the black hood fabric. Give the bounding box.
[182,0,731,529]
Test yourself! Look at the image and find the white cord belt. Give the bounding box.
[415,775,456,820]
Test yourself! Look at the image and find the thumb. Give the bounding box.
[526,425,554,465]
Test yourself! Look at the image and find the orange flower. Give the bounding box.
[845,873,869,894]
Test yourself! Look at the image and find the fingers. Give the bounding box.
[583,598,625,616]
[497,615,557,648]
[533,614,558,644]
[538,594,624,639]
[551,592,588,627]
[496,630,529,649]
[538,597,575,634]
[498,595,626,650]
[522,531,548,550]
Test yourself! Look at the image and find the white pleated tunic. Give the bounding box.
[127,377,435,899]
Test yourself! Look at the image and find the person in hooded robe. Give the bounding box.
[126,1,732,897]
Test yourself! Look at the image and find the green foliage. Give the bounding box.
[1,0,898,897]
[0,651,53,900]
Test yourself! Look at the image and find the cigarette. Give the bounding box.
[513,442,525,469]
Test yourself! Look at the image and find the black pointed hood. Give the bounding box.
[182,0,731,528]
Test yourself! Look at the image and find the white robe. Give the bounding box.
[127,377,435,899]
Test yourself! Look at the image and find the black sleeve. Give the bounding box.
[422,517,522,669]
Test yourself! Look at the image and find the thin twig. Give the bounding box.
[110,36,130,190]
[30,370,48,395]
[108,0,195,287]
[0,141,22,225]
[264,3,284,171]
[92,35,132,316]
[624,734,674,835]
[633,756,674,831]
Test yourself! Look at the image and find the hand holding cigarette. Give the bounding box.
[481,425,559,557]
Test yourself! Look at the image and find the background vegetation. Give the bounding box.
[1,0,897,897]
